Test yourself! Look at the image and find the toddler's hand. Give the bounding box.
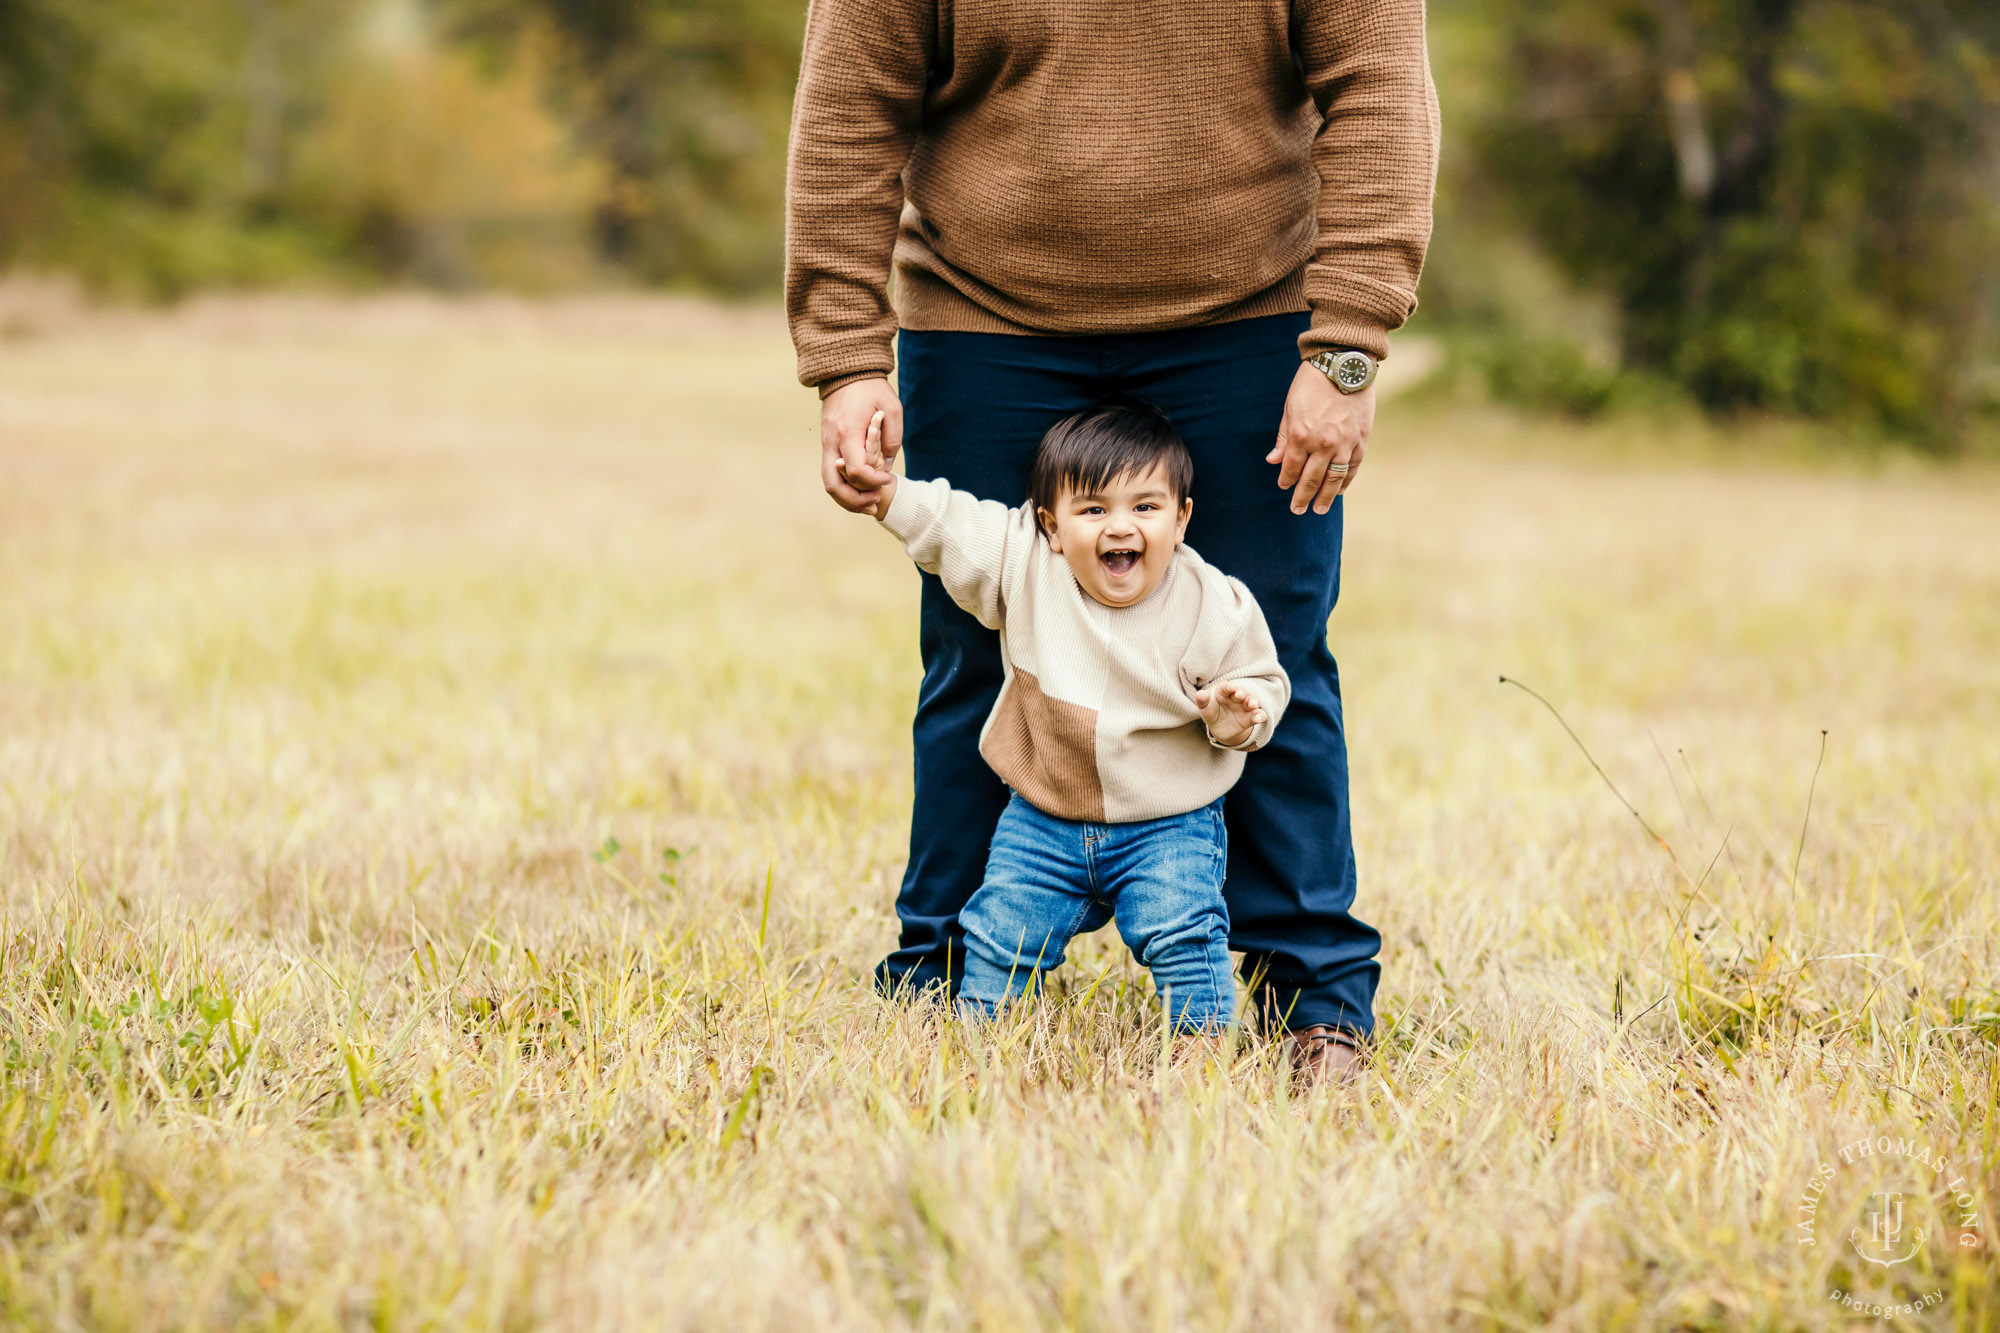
[1194,681,1268,749]
[836,411,896,517]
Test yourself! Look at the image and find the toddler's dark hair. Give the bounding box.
[1027,399,1193,535]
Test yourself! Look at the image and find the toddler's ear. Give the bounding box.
[1038,510,1063,552]
[1176,496,1193,543]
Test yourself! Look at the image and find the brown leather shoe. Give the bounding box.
[1285,1025,1365,1088]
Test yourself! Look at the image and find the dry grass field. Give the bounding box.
[1,295,1996,1330]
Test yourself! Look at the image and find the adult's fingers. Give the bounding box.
[1290,447,1333,515]
[1271,424,1305,489]
[1324,439,1367,506]
[840,391,902,467]
[1309,445,1348,514]
[818,378,901,512]
[1303,433,1369,513]
[836,421,893,490]
[878,399,905,463]
[821,447,882,513]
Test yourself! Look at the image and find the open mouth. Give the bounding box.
[1099,549,1140,578]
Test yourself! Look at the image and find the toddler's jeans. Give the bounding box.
[958,793,1234,1033]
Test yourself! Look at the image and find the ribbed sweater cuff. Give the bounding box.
[1299,269,1419,362]
[878,473,932,540]
[816,370,890,400]
[796,335,895,397]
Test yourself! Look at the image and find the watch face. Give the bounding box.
[1334,353,1372,390]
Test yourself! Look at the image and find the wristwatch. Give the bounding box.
[1309,349,1378,394]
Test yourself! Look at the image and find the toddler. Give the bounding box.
[851,400,1290,1032]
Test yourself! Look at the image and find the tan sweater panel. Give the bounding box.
[786,0,1439,395]
[882,477,1291,824]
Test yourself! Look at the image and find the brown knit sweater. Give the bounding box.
[785,0,1439,396]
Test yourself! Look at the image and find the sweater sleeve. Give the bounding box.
[1181,572,1292,753]
[784,0,933,396]
[880,478,1036,631]
[1293,0,1440,362]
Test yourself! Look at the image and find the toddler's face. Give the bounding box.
[1038,463,1192,607]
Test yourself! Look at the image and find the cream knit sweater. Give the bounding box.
[882,477,1291,824]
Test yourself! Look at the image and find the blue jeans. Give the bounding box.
[960,795,1234,1032]
[881,313,1381,1037]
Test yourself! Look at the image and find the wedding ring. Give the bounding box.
[1326,462,1351,475]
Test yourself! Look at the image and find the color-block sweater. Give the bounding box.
[882,477,1291,824]
[785,0,1440,395]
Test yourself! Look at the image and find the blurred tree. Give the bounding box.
[0,0,62,254]
[1464,0,2000,444]
[444,0,804,292]
[0,0,607,293]
[0,0,355,292]
[294,3,603,288]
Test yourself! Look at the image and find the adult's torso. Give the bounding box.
[894,0,1320,337]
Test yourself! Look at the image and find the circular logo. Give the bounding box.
[1796,1130,1985,1318]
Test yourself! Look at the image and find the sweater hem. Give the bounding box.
[895,262,1312,340]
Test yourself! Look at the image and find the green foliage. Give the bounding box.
[443,0,805,292]
[0,0,802,295]
[0,0,351,294]
[289,20,604,289]
[1453,0,2000,445]
[0,0,608,294]
[1480,336,1625,418]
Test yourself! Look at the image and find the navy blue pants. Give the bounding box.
[883,312,1381,1036]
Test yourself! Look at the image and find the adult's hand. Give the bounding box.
[1266,362,1375,516]
[821,377,902,513]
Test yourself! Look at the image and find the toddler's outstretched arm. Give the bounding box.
[860,421,1033,632]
